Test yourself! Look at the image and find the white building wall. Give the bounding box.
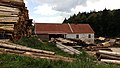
[66,33,94,44]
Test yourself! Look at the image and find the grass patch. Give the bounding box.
[0,53,120,68]
[14,37,72,57]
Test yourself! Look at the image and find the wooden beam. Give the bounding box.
[0,15,18,17]
[98,50,120,57]
[0,0,25,8]
[56,42,81,54]
[0,11,19,16]
[0,17,19,22]
[0,24,14,31]
[101,59,120,64]
[0,0,24,2]
[0,12,18,17]
[100,54,120,60]
[0,6,20,12]
[0,22,15,24]
[0,43,55,55]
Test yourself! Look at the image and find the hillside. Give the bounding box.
[63,8,120,37]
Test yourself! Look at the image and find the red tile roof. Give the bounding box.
[35,23,94,34]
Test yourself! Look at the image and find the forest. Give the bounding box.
[63,8,120,37]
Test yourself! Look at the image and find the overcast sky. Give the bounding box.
[24,0,120,23]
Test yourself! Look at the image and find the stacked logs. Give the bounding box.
[0,42,75,62]
[56,42,81,55]
[56,38,77,46]
[0,0,32,40]
[96,50,120,64]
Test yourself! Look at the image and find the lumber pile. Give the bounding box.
[86,39,116,51]
[0,42,75,62]
[56,38,77,46]
[0,0,32,40]
[68,38,87,46]
[96,50,120,64]
[56,42,81,54]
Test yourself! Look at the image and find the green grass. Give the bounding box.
[14,37,72,57]
[0,36,119,68]
[0,53,120,68]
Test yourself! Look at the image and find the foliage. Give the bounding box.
[63,9,120,37]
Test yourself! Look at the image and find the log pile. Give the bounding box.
[68,38,87,46]
[96,50,120,64]
[0,0,32,40]
[56,38,77,46]
[86,42,112,51]
[56,42,81,54]
[85,38,117,51]
[0,42,75,62]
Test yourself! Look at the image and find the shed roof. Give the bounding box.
[35,23,94,34]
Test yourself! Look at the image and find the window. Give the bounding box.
[76,35,79,38]
[88,34,91,38]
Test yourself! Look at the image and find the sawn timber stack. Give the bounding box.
[0,0,32,40]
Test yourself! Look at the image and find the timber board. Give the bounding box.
[0,6,20,12]
[0,17,19,22]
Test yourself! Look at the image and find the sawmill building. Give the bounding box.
[35,23,94,43]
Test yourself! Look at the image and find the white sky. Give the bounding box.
[24,0,120,23]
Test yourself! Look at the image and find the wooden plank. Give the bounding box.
[0,14,18,17]
[0,17,19,22]
[100,54,120,60]
[0,11,19,16]
[56,42,81,54]
[0,43,55,55]
[98,50,120,57]
[0,6,20,12]
[0,0,23,3]
[101,59,120,64]
[57,38,75,43]
[0,24,14,31]
[0,1,25,8]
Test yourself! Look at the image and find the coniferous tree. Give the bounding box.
[63,8,120,37]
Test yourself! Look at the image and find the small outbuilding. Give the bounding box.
[34,23,94,43]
